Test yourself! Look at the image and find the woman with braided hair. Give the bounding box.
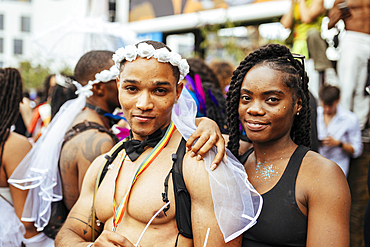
[0,68,54,246]
[226,44,350,246]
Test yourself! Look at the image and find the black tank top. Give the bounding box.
[241,145,309,247]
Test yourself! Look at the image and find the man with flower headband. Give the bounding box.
[55,41,261,247]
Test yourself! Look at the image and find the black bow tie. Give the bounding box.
[124,125,169,161]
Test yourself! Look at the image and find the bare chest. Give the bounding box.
[94,135,187,245]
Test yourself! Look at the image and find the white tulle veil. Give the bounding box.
[171,87,262,243]
[8,65,119,230]
[8,83,87,230]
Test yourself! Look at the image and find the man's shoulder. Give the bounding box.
[182,152,210,191]
[64,121,115,145]
[60,122,116,165]
[337,106,359,124]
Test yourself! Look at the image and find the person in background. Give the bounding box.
[186,57,228,134]
[317,85,362,176]
[226,44,350,246]
[0,68,54,246]
[50,74,78,120]
[209,60,234,96]
[281,0,338,85]
[26,74,57,141]
[328,0,370,141]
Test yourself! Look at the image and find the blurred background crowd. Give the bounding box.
[1,0,370,246]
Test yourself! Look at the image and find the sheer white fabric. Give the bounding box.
[8,84,87,230]
[171,87,262,243]
[23,232,55,247]
[0,196,25,247]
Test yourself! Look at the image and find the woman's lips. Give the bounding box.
[246,121,268,131]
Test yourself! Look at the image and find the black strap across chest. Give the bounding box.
[62,120,118,148]
[162,138,192,239]
[93,137,192,240]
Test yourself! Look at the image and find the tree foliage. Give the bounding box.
[18,60,73,91]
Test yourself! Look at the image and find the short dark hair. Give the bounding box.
[74,50,114,85]
[319,85,340,105]
[119,40,180,82]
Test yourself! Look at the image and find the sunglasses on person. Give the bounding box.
[292,53,306,87]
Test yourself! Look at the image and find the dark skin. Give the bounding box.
[239,65,350,246]
[59,61,120,210]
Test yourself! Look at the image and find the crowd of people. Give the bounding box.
[0,0,370,245]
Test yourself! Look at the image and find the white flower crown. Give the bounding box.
[112,43,190,82]
[75,65,119,98]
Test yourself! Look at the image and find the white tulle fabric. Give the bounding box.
[171,88,263,243]
[8,83,87,230]
[0,196,26,247]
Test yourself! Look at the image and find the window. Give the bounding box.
[21,16,30,32]
[0,61,3,68]
[0,38,3,53]
[14,39,23,55]
[0,15,4,30]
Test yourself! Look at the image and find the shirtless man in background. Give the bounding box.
[328,0,370,137]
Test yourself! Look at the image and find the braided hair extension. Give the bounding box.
[50,77,78,120]
[226,44,311,157]
[187,58,228,133]
[0,68,23,165]
[40,74,55,103]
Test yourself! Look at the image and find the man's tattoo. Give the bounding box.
[68,216,101,235]
[81,132,113,163]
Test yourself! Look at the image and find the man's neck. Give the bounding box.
[323,111,337,126]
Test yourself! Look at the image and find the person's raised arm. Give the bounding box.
[298,0,326,23]
[183,154,242,247]
[281,0,295,29]
[55,155,135,247]
[304,154,350,246]
[189,117,226,170]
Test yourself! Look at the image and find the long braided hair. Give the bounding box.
[0,68,23,164]
[226,44,311,157]
[187,58,228,134]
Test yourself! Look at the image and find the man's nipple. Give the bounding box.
[155,211,166,219]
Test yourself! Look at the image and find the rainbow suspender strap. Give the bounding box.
[112,122,176,232]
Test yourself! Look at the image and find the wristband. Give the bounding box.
[87,243,94,247]
[339,142,343,148]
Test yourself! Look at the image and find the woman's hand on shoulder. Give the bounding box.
[189,117,226,170]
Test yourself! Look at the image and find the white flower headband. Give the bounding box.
[75,65,119,98]
[112,43,190,82]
